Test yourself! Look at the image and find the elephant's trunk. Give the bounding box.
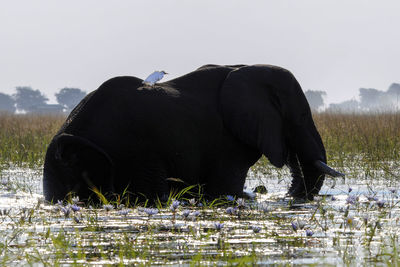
[287,151,303,193]
[287,152,324,200]
[287,152,344,200]
[286,118,346,200]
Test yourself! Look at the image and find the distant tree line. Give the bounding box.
[0,87,86,114]
[305,83,400,112]
[1,83,399,114]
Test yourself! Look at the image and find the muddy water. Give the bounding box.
[0,166,399,266]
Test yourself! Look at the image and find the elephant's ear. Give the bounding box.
[220,65,287,168]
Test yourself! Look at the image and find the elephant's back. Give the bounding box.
[58,75,223,165]
[57,76,144,134]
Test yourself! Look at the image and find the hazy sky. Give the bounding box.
[1,1,399,104]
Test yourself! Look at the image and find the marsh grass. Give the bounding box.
[253,112,400,180]
[0,112,399,168]
[314,112,400,162]
[0,113,64,168]
[0,112,400,265]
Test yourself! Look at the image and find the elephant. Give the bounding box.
[43,64,344,203]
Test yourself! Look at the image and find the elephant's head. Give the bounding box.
[220,65,343,200]
[43,133,115,202]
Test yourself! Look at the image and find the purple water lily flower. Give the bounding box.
[170,200,180,211]
[118,209,130,216]
[226,207,238,215]
[71,196,79,204]
[214,222,224,231]
[291,221,298,231]
[191,210,200,217]
[236,198,246,207]
[70,204,81,212]
[376,200,385,208]
[226,195,235,202]
[103,204,114,211]
[61,207,71,217]
[348,187,353,193]
[306,229,314,237]
[143,208,159,216]
[189,199,196,206]
[0,179,8,186]
[346,195,358,205]
[366,195,378,202]
[182,209,191,218]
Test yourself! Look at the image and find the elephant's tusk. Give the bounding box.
[166,177,185,183]
[314,160,345,178]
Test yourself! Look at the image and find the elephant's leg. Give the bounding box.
[205,133,261,198]
[205,166,249,198]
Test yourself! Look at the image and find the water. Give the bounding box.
[0,167,43,210]
[0,166,399,266]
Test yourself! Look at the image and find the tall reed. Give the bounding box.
[0,112,65,167]
[0,112,399,174]
[314,112,400,162]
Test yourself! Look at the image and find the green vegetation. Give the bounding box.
[253,112,400,179]
[1,112,399,169]
[0,113,64,167]
[315,112,400,162]
[0,112,399,265]
[0,186,399,266]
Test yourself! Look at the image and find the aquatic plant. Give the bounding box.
[226,195,235,201]
[143,208,159,216]
[103,204,114,211]
[214,222,224,231]
[226,207,238,215]
[191,210,200,217]
[69,204,81,212]
[306,229,314,237]
[189,198,196,206]
[182,209,191,218]
[0,112,400,265]
[291,221,298,232]
[118,209,130,216]
[376,200,385,208]
[71,196,79,204]
[346,195,358,205]
[60,206,71,217]
[236,198,246,208]
[170,200,180,211]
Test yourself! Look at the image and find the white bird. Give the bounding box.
[142,71,168,86]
